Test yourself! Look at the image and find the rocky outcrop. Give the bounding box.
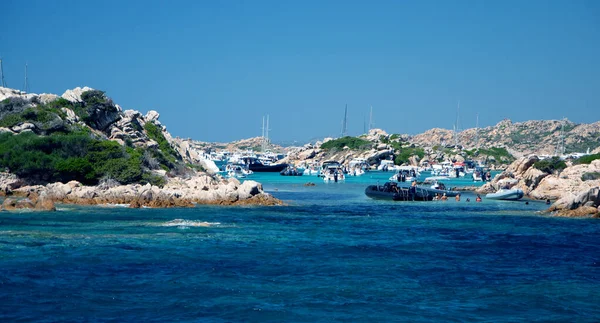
[479,156,600,217]
[477,156,548,194]
[170,138,220,173]
[34,192,56,211]
[108,109,148,146]
[0,172,23,195]
[61,86,95,103]
[3,170,281,210]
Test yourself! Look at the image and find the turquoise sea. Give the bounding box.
[1,171,599,322]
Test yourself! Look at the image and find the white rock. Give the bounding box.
[38,93,59,104]
[11,122,36,133]
[144,110,160,122]
[61,86,94,103]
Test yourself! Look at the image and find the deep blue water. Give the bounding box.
[1,171,599,322]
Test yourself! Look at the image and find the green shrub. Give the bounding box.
[81,90,109,106]
[574,153,600,165]
[581,172,600,181]
[395,147,425,165]
[144,122,181,165]
[533,157,567,174]
[187,163,206,172]
[0,132,150,185]
[0,112,26,127]
[320,136,372,151]
[477,147,515,164]
[55,157,95,181]
[141,172,167,187]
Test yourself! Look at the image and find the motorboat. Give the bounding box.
[223,163,252,179]
[280,165,304,176]
[377,160,399,172]
[241,157,288,172]
[389,166,420,182]
[473,166,491,182]
[320,161,345,182]
[364,181,460,201]
[347,158,369,176]
[485,188,524,200]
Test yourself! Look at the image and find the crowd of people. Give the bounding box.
[433,193,483,202]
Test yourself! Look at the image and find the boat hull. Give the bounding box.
[365,184,460,201]
[280,168,304,176]
[249,163,288,172]
[485,189,524,200]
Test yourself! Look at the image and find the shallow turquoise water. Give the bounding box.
[1,171,599,322]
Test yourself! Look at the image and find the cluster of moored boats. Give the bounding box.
[210,151,525,201]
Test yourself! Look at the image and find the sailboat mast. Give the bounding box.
[261,116,265,152]
[475,112,479,149]
[369,105,373,131]
[266,114,270,150]
[454,101,460,146]
[23,63,29,93]
[0,58,6,87]
[341,104,348,137]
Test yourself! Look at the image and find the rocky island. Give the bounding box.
[194,120,600,218]
[0,86,282,210]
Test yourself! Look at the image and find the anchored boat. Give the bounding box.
[485,188,524,201]
[365,181,460,201]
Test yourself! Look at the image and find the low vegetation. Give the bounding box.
[465,147,515,164]
[533,156,567,174]
[143,122,181,167]
[394,147,425,165]
[574,153,600,165]
[320,136,372,151]
[0,132,143,185]
[581,172,600,181]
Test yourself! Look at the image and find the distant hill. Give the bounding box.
[409,119,600,157]
[196,118,600,158]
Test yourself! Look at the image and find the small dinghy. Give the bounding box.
[485,188,524,201]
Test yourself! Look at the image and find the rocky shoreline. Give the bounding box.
[0,171,284,211]
[476,157,600,218]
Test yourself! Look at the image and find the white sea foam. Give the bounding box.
[97,203,130,208]
[160,219,221,227]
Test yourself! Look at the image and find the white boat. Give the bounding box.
[320,161,345,182]
[485,188,524,201]
[431,163,452,177]
[347,158,369,176]
[424,176,451,183]
[303,166,320,176]
[299,162,320,176]
[389,166,420,182]
[346,168,365,176]
[377,160,400,172]
[223,163,253,179]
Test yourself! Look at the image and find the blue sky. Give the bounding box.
[2,0,599,143]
